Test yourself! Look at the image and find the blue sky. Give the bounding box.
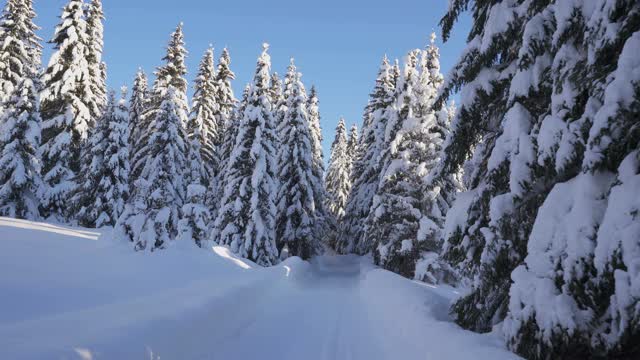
[36,0,470,158]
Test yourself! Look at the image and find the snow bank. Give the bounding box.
[359,267,520,359]
[0,217,271,359]
[0,217,519,359]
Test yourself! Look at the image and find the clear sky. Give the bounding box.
[35,0,470,159]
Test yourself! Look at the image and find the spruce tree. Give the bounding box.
[74,89,130,228]
[207,48,236,210]
[433,0,551,335]
[184,72,207,189]
[20,0,41,64]
[179,93,210,248]
[325,117,351,220]
[214,83,248,210]
[306,85,332,244]
[219,83,247,168]
[365,50,424,278]
[213,47,236,165]
[215,47,236,131]
[307,86,324,175]
[131,86,189,250]
[269,72,283,108]
[0,78,42,219]
[128,68,149,181]
[337,56,396,254]
[347,124,358,170]
[211,44,279,266]
[116,24,189,251]
[414,35,461,284]
[177,183,210,248]
[0,75,41,220]
[275,63,318,259]
[0,0,42,219]
[85,0,106,123]
[436,1,639,358]
[40,0,92,219]
[0,0,41,108]
[366,44,455,282]
[275,59,297,137]
[190,47,218,182]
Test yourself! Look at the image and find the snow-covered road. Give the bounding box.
[207,256,382,360]
[0,218,519,359]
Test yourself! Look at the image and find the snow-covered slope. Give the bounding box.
[0,217,519,359]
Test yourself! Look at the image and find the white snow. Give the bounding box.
[0,217,519,360]
[504,172,617,344]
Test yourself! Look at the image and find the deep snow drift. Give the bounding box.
[0,217,519,359]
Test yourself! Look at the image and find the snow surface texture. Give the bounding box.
[0,217,519,359]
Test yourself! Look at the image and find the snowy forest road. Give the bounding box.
[139,256,385,360]
[121,255,520,360]
[209,256,382,360]
[0,218,519,360]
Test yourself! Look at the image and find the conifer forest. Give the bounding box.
[0,1,638,359]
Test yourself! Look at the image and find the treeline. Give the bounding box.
[0,0,637,359]
[330,34,460,286]
[0,0,334,265]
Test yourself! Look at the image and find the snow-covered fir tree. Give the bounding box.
[436,1,640,358]
[429,99,461,218]
[128,68,149,181]
[116,24,189,251]
[218,83,246,170]
[39,0,92,219]
[211,44,279,266]
[307,86,324,174]
[207,47,236,210]
[74,89,130,228]
[347,124,358,171]
[214,47,236,130]
[0,76,42,220]
[413,35,462,284]
[149,23,189,105]
[184,77,207,188]
[0,0,41,108]
[274,59,297,137]
[337,56,396,254]
[305,85,332,243]
[365,50,426,278]
[268,72,283,109]
[213,83,248,211]
[178,96,210,248]
[0,0,42,219]
[85,0,106,123]
[190,47,218,182]
[213,47,236,156]
[325,117,351,220]
[275,63,318,259]
[177,183,210,248]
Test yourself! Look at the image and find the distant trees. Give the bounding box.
[325,117,351,220]
[337,56,396,255]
